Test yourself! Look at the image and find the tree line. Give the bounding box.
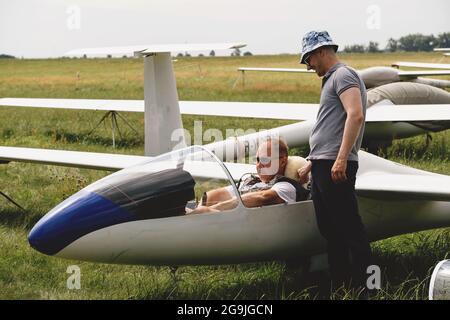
[0,54,15,59]
[344,32,449,53]
[3,32,449,58]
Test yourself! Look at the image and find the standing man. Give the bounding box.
[297,31,372,294]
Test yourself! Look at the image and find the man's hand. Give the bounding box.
[297,160,312,185]
[331,158,347,183]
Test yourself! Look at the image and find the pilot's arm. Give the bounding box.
[209,189,284,211]
[202,187,233,206]
[196,183,294,213]
[240,189,285,207]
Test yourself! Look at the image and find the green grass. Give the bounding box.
[0,52,448,300]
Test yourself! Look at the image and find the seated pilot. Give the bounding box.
[188,138,310,214]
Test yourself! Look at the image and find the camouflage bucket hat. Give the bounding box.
[300,30,338,64]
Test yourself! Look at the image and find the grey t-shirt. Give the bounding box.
[308,63,367,162]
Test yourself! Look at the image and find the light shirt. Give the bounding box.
[226,181,296,204]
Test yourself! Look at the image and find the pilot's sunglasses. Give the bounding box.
[256,156,273,165]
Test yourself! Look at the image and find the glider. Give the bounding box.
[237,66,450,89]
[0,44,449,267]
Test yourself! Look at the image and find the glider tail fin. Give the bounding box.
[143,53,185,156]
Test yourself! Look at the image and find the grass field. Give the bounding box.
[0,52,448,300]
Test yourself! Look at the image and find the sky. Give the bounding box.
[0,0,449,58]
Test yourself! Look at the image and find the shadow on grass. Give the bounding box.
[0,206,45,230]
[44,129,144,148]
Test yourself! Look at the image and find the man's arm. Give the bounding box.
[240,189,285,208]
[332,86,364,183]
[210,189,285,210]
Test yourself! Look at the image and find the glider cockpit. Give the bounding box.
[27,146,244,255]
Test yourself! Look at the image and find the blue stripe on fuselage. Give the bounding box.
[28,190,134,255]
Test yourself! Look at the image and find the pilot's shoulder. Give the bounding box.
[275,175,301,186]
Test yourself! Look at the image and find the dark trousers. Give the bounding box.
[311,160,372,291]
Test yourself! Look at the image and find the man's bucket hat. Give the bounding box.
[300,30,338,64]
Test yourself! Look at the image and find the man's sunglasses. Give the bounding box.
[304,53,312,66]
[304,48,320,66]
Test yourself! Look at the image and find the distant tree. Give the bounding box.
[198,53,204,57]
[177,53,184,57]
[366,41,379,53]
[436,32,450,48]
[343,44,365,53]
[209,50,215,57]
[398,34,417,51]
[398,33,436,51]
[0,54,15,59]
[184,52,191,57]
[107,54,112,58]
[83,54,87,59]
[243,51,253,56]
[385,38,398,52]
[423,34,437,51]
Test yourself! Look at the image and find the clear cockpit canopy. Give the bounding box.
[84,146,240,219]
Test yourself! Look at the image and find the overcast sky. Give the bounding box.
[1,0,449,58]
